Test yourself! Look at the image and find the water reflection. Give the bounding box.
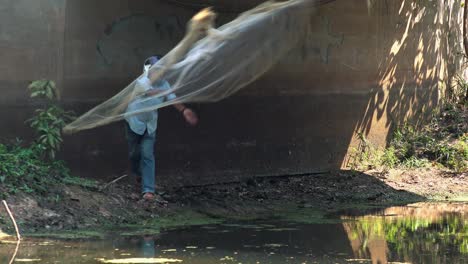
[0,202,466,263]
[341,202,467,264]
[142,236,156,258]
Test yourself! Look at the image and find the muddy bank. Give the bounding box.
[0,169,466,237]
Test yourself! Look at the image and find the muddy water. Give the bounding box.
[0,202,466,263]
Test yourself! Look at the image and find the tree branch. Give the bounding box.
[464,1,468,59]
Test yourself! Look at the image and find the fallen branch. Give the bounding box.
[2,200,20,241]
[2,200,21,264]
[100,174,128,191]
[8,240,20,264]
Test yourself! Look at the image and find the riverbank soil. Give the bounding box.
[0,168,466,236]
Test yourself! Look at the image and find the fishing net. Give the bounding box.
[64,0,332,134]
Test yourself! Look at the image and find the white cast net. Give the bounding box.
[64,0,332,134]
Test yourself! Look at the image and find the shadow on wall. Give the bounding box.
[353,0,463,145]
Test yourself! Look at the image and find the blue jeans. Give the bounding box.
[125,124,156,194]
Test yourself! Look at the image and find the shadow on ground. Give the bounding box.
[167,170,425,219]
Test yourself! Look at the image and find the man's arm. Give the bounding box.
[174,103,198,126]
[144,89,162,97]
[145,80,198,126]
[173,103,185,112]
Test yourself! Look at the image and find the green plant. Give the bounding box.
[28,79,58,100]
[436,140,468,172]
[47,194,62,203]
[348,133,389,171]
[402,156,430,168]
[450,74,468,106]
[26,80,74,159]
[381,147,400,168]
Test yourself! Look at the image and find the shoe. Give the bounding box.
[142,192,155,201]
[155,186,166,196]
[142,192,168,205]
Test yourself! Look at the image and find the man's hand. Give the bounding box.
[183,108,198,126]
[173,104,198,126]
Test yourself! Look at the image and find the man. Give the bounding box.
[125,56,198,201]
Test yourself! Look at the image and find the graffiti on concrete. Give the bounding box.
[96,12,343,69]
[96,14,185,67]
[288,16,343,64]
[313,16,344,64]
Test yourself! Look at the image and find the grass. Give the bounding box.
[27,230,106,239]
[0,142,99,200]
[63,176,99,189]
[349,103,467,172]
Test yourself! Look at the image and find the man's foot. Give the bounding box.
[155,186,166,196]
[142,192,168,206]
[142,192,155,201]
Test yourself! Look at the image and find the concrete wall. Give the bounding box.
[0,0,463,186]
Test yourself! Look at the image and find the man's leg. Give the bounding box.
[140,130,156,194]
[125,124,142,180]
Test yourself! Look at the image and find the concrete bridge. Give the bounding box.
[0,0,463,186]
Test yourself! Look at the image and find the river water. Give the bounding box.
[0,202,466,263]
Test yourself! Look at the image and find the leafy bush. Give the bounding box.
[0,141,71,198]
[0,79,77,196]
[350,108,466,172]
[389,124,467,172]
[437,139,468,172]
